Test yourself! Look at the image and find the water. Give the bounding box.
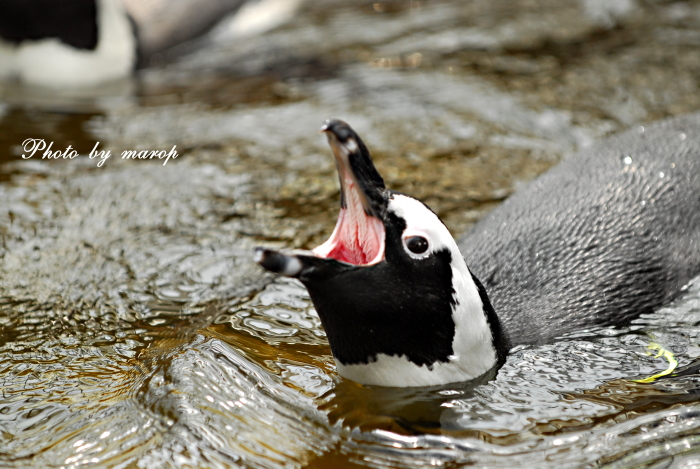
[5,271,700,468]
[2,0,700,467]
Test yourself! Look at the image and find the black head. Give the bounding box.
[255,120,503,386]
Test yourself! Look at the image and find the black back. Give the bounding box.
[0,0,98,50]
[460,113,700,346]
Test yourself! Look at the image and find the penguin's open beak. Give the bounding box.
[255,119,388,278]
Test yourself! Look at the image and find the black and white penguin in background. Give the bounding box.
[0,0,136,87]
[256,116,700,387]
[0,0,293,87]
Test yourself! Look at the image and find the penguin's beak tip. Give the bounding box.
[253,246,266,264]
[253,247,279,271]
[254,247,306,278]
[319,118,352,137]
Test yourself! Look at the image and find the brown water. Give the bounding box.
[2,0,700,467]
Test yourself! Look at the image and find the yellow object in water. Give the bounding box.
[634,342,679,383]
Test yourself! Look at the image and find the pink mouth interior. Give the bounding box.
[313,179,385,266]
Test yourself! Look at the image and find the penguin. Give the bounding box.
[255,116,700,387]
[0,0,249,87]
[0,0,137,87]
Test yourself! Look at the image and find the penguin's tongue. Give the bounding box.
[312,177,385,266]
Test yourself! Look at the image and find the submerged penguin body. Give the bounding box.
[462,115,700,346]
[256,115,700,387]
[0,0,250,87]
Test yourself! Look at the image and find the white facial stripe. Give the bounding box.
[388,194,456,253]
[344,138,358,153]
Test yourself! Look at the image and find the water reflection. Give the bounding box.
[319,370,496,435]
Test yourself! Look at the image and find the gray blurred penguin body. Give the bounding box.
[462,115,700,346]
[0,0,249,86]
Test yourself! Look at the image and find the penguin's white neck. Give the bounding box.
[335,195,499,387]
[335,272,498,387]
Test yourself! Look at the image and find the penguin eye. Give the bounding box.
[405,236,429,254]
